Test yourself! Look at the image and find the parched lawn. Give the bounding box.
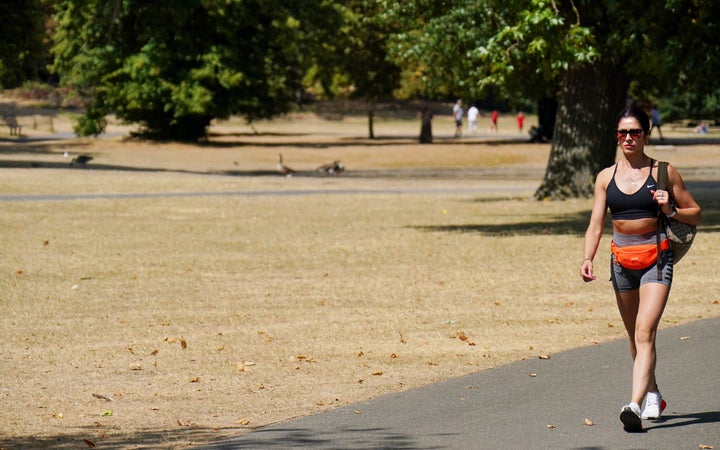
[1,114,719,448]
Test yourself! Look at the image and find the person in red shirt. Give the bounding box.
[516,111,525,133]
[489,110,499,133]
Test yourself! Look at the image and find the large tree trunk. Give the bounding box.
[534,62,630,200]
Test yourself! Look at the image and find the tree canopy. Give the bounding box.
[0,0,47,89]
[50,0,348,140]
[8,0,720,198]
[382,0,720,198]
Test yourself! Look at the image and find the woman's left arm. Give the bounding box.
[668,164,702,225]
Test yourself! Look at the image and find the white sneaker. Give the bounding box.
[620,402,643,432]
[641,391,667,419]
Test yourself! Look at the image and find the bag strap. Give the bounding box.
[657,161,669,191]
[656,161,668,280]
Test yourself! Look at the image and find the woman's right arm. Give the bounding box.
[580,168,611,282]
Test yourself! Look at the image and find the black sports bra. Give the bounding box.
[606,161,659,220]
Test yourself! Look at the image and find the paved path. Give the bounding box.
[198,317,720,449]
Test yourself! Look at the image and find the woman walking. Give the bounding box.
[579,107,701,432]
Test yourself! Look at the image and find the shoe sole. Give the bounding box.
[641,399,668,420]
[620,409,643,432]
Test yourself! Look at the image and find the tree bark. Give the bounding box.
[534,61,630,200]
[367,101,375,139]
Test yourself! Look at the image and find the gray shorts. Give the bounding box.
[610,250,673,291]
[610,230,673,291]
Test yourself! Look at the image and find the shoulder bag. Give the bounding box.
[657,161,697,264]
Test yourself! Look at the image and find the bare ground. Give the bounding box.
[1,107,720,449]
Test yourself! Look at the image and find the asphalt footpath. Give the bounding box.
[198,317,720,449]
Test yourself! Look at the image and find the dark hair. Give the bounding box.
[616,107,650,134]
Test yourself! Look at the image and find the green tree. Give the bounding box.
[344,1,402,139]
[0,0,47,89]
[304,0,402,139]
[50,0,346,140]
[383,0,720,199]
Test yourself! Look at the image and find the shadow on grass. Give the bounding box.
[414,210,593,236]
[415,182,720,237]
[0,426,247,450]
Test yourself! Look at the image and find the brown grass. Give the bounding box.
[1,111,719,448]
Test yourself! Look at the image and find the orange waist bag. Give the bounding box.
[611,239,670,270]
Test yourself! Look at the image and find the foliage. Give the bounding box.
[0,0,47,89]
[381,0,720,198]
[50,0,346,140]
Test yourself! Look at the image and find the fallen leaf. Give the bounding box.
[101,411,112,417]
[43,240,50,246]
[372,371,383,376]
[180,337,187,349]
[680,336,691,340]
[584,418,595,426]
[52,412,63,419]
[699,446,713,449]
[546,424,556,429]
[83,438,96,448]
[354,410,362,414]
[190,376,200,383]
[237,419,250,425]
[538,354,550,360]
[390,353,397,359]
[529,373,537,377]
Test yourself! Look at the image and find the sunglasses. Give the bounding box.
[616,128,643,140]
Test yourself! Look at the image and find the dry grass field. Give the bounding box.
[1,108,720,449]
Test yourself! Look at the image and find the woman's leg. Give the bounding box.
[616,283,669,404]
[616,289,639,360]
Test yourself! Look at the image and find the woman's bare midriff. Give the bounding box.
[612,218,658,235]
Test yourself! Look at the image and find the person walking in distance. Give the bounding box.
[579,107,701,432]
[489,110,499,133]
[452,99,464,138]
[516,111,525,133]
[650,105,664,141]
[467,104,479,135]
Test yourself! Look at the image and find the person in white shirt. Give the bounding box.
[467,105,479,135]
[452,99,464,137]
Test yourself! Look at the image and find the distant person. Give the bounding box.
[692,121,709,134]
[419,105,433,144]
[650,105,664,141]
[452,99,463,137]
[516,111,525,133]
[489,110,499,133]
[467,105,479,135]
